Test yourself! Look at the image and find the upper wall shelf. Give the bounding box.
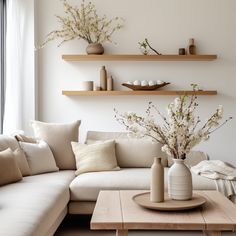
[62,90,217,96]
[62,54,217,62]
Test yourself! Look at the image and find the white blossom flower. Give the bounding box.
[115,92,231,160]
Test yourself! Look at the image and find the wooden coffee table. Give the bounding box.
[91,190,236,236]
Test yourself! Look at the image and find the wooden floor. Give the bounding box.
[55,215,235,236]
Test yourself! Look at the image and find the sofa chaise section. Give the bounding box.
[0,170,75,236]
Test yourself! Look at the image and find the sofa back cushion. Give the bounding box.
[86,131,167,168]
[0,135,20,151]
[31,120,81,170]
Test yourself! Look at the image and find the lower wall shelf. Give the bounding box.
[62,90,217,96]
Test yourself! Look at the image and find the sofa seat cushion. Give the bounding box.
[69,168,216,201]
[0,170,75,236]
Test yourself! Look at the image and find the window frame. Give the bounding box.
[0,0,6,133]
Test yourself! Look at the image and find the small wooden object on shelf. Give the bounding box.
[122,82,170,91]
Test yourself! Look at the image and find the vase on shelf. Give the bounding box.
[86,43,104,55]
[150,157,164,203]
[168,158,192,201]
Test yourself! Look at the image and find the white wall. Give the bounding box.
[36,0,236,164]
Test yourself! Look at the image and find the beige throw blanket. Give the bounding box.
[191,160,236,202]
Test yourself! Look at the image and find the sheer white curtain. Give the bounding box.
[3,0,35,134]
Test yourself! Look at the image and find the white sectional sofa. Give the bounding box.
[0,131,216,236]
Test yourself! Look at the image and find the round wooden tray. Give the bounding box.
[122,82,170,91]
[132,192,206,211]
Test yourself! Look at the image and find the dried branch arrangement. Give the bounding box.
[38,0,124,48]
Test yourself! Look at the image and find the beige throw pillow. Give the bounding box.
[0,135,31,176]
[13,148,31,176]
[71,140,120,176]
[19,141,59,175]
[31,120,81,170]
[0,148,22,186]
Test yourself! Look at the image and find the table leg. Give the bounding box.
[203,231,221,236]
[116,229,128,236]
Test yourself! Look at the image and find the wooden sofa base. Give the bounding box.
[68,201,96,215]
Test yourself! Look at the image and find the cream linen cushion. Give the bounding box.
[13,148,31,176]
[19,141,59,175]
[0,148,22,186]
[71,140,120,176]
[31,120,81,170]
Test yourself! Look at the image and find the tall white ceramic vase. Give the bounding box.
[168,159,192,200]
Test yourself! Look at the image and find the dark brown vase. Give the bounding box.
[86,43,104,55]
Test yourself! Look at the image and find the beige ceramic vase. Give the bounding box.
[150,157,164,202]
[168,159,192,200]
[86,43,104,55]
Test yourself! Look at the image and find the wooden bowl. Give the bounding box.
[122,82,170,91]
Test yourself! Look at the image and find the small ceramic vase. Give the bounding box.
[150,157,164,202]
[168,159,192,200]
[100,66,107,90]
[86,43,104,55]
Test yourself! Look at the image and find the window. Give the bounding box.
[0,0,6,133]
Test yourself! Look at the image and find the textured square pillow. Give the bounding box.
[19,141,59,175]
[0,148,22,186]
[71,140,120,176]
[13,148,31,176]
[31,120,81,170]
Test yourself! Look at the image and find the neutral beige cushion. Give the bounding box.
[13,148,31,176]
[31,120,81,170]
[69,168,216,201]
[0,148,22,186]
[71,140,120,176]
[19,141,59,175]
[86,131,167,167]
[0,135,31,176]
[15,134,37,143]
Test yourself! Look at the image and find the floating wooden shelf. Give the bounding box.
[62,54,217,62]
[62,90,217,96]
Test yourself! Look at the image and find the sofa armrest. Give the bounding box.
[185,151,209,167]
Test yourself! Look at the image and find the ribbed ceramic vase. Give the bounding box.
[168,159,192,200]
[86,43,104,55]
